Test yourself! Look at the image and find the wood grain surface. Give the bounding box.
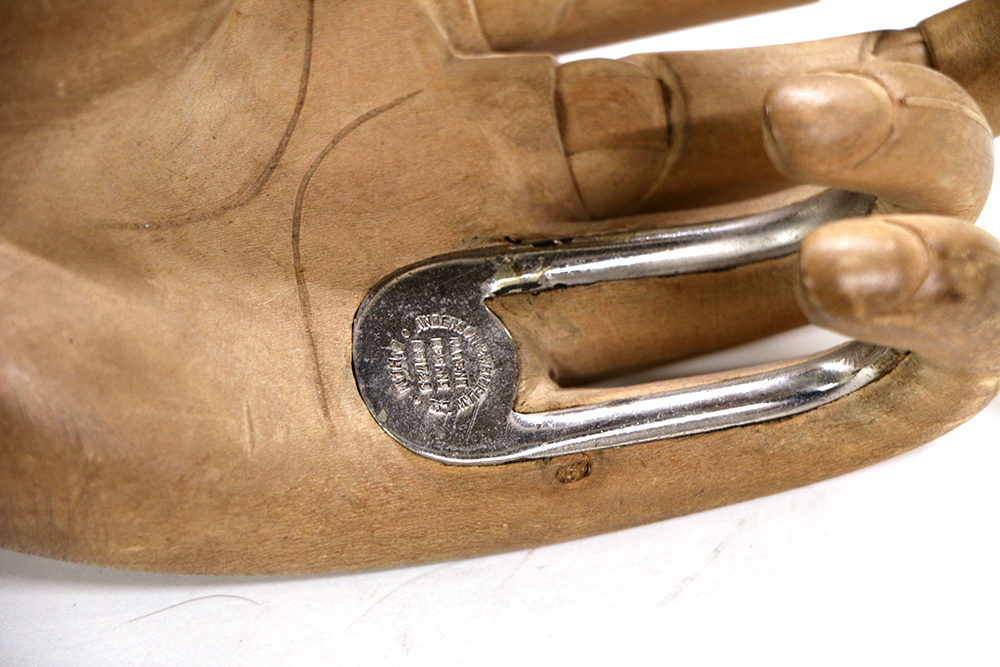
[0,0,998,574]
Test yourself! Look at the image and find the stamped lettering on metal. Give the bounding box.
[383,313,495,417]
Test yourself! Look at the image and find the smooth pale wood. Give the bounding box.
[0,0,235,129]
[0,0,998,574]
[921,0,1000,133]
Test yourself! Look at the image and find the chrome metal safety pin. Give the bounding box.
[352,190,904,465]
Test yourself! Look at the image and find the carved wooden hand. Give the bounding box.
[1,0,997,573]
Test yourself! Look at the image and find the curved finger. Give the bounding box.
[552,1,1000,220]
[469,0,810,53]
[763,61,994,220]
[556,29,931,218]
[798,215,1000,375]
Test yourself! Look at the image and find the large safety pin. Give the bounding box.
[352,190,904,464]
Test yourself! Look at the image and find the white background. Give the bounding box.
[2,1,997,665]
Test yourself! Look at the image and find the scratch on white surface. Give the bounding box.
[125,595,262,623]
[661,519,747,604]
[336,563,451,639]
[498,548,535,588]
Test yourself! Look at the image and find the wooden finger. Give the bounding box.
[553,0,1000,218]
[470,0,811,53]
[763,61,994,220]
[556,29,934,218]
[798,215,1000,374]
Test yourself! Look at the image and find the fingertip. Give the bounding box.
[763,72,894,180]
[764,61,993,220]
[797,218,930,322]
[798,214,1000,372]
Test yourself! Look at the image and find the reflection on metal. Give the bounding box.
[353,190,903,465]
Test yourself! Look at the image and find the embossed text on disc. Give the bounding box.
[383,313,495,416]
